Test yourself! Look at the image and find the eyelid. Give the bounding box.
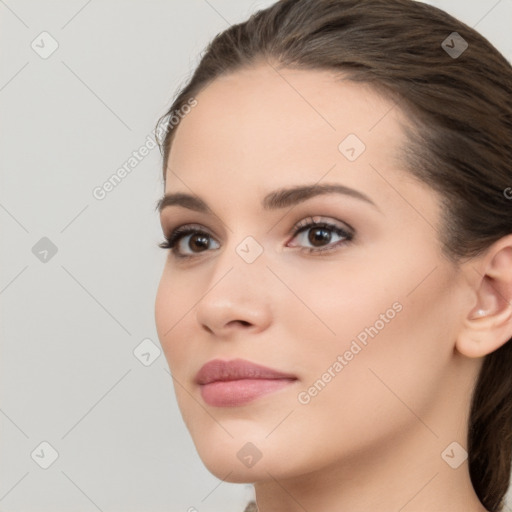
[160,215,355,259]
[161,222,214,241]
[291,215,354,236]
[162,214,353,239]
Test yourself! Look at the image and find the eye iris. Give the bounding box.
[190,233,209,252]
[309,227,331,247]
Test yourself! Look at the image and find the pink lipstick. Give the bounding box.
[195,358,297,407]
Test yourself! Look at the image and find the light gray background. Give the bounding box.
[1,1,511,511]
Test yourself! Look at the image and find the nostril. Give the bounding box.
[232,320,251,327]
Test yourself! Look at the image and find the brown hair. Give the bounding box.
[155,1,512,510]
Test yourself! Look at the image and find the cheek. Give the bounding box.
[155,270,200,424]
[275,256,404,364]
[154,272,171,348]
[287,248,455,409]
[154,269,192,369]
[270,281,453,474]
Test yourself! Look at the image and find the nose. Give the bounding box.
[195,259,273,338]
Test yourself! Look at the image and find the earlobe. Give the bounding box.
[455,236,512,359]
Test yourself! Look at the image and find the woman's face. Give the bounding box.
[155,64,478,482]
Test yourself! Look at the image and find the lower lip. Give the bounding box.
[200,379,295,407]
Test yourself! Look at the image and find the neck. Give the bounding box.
[253,418,487,512]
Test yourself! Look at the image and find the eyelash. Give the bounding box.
[158,216,354,260]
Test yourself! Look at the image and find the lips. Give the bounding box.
[195,358,297,407]
[195,358,297,385]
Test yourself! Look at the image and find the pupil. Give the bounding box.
[309,227,331,247]
[191,234,209,251]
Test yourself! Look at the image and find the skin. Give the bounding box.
[155,62,512,512]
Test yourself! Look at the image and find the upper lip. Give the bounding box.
[195,358,297,385]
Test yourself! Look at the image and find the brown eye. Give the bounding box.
[158,225,220,258]
[183,233,211,253]
[158,218,354,259]
[288,217,354,255]
[307,226,333,247]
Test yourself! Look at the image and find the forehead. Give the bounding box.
[165,64,411,205]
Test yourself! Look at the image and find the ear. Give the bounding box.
[456,234,512,358]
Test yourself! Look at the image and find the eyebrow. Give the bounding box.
[156,183,380,215]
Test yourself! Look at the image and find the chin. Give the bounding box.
[190,434,290,482]
[200,453,288,484]
[205,463,263,483]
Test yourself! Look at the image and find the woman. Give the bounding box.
[154,1,512,511]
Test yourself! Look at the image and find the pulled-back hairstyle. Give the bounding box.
[155,1,512,510]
